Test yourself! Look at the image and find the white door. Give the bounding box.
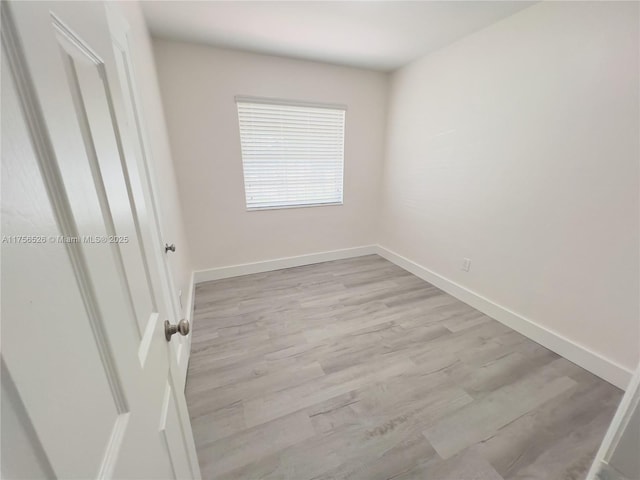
[1,1,200,478]
[102,4,191,388]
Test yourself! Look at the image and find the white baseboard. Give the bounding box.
[193,245,378,284]
[376,245,633,390]
[188,242,632,389]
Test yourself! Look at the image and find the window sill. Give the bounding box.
[246,202,343,212]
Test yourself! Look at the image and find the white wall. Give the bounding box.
[152,40,388,271]
[380,1,639,372]
[114,2,193,317]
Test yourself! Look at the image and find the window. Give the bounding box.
[236,96,345,210]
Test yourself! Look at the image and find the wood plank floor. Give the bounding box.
[187,255,622,479]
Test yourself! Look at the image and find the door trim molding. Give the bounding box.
[177,271,197,389]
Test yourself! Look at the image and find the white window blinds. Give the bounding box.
[236,97,345,210]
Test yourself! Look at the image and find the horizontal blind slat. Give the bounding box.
[237,100,345,209]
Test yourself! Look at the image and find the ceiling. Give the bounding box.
[142,1,535,72]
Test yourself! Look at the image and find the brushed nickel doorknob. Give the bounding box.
[164,319,190,341]
[165,243,176,253]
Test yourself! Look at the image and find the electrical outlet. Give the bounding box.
[178,289,183,308]
[462,258,471,272]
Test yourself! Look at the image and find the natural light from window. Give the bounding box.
[236,97,345,210]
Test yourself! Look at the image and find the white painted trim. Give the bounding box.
[179,271,196,388]
[376,245,633,390]
[189,242,631,389]
[235,95,347,111]
[193,245,377,284]
[184,270,196,325]
[587,362,640,479]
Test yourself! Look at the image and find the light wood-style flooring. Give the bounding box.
[187,255,622,479]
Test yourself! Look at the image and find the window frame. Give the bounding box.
[235,95,347,212]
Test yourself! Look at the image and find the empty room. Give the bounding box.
[1,1,639,479]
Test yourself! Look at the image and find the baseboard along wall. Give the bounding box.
[190,244,632,390]
[192,245,378,283]
[376,245,632,390]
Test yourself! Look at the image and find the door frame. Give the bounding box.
[587,363,640,479]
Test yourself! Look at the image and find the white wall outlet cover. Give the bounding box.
[462,258,471,272]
